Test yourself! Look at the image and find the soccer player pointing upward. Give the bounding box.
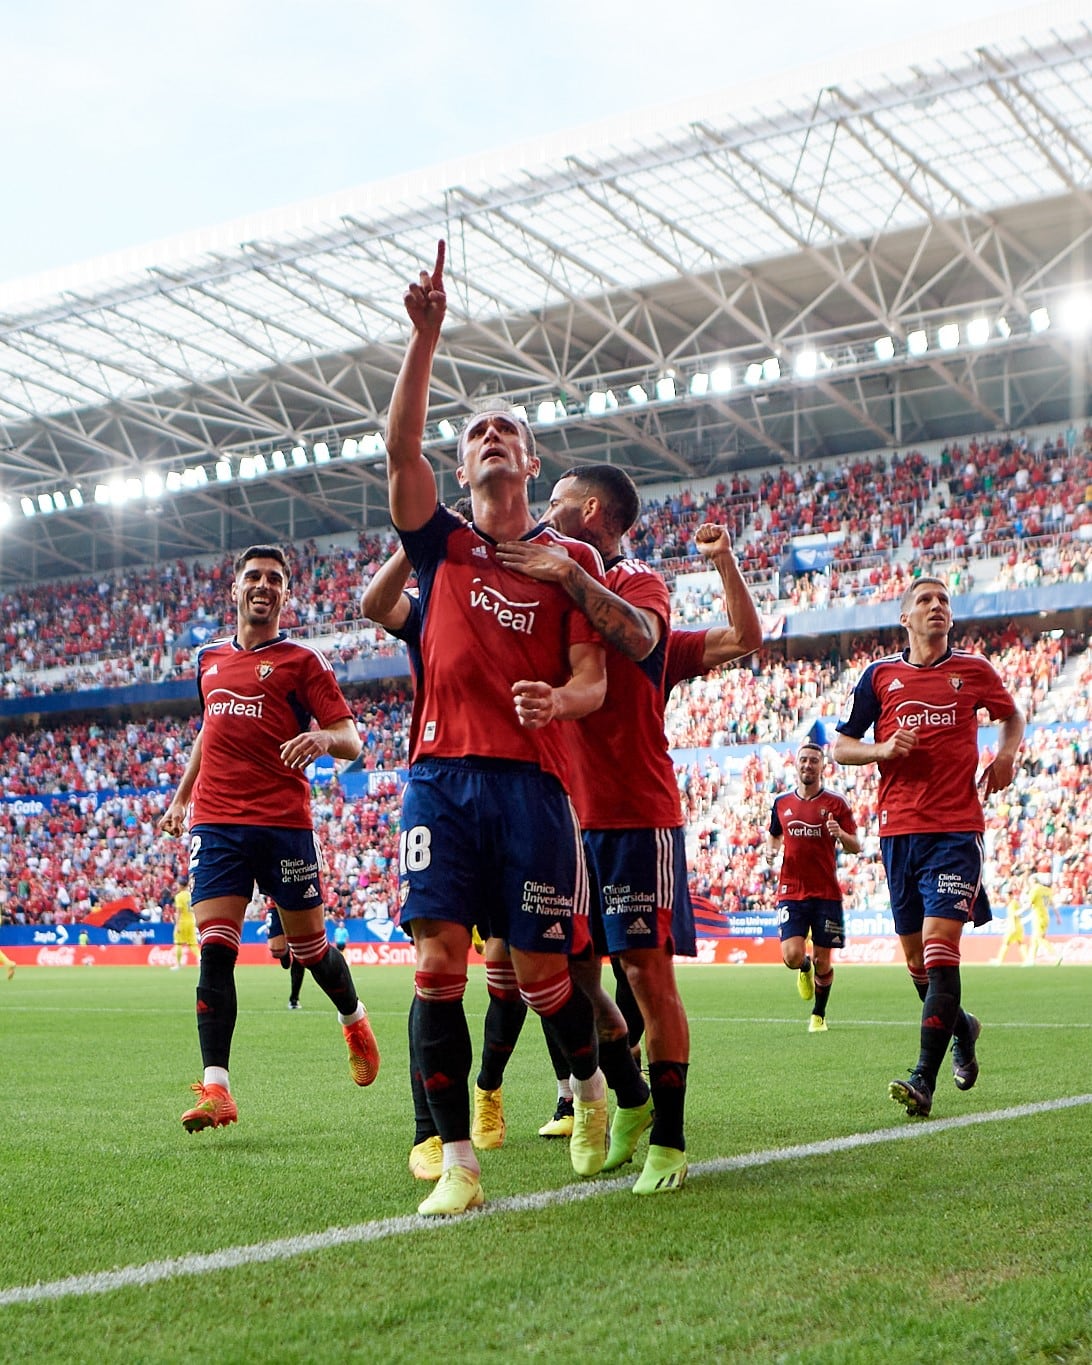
[833,577,1024,1117]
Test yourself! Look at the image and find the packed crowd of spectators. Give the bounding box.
[3,430,1090,700]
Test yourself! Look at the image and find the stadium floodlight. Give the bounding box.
[627,384,649,405]
[744,362,763,385]
[966,317,990,346]
[996,315,1011,338]
[1058,292,1092,335]
[313,442,330,464]
[239,456,256,479]
[360,433,386,457]
[94,484,111,505]
[271,448,288,469]
[874,336,895,361]
[907,329,928,356]
[69,488,83,508]
[510,404,529,423]
[437,419,456,439]
[1029,306,1050,333]
[166,471,182,493]
[53,491,67,511]
[587,390,609,415]
[537,399,558,423]
[710,365,733,394]
[793,349,817,379]
[291,445,308,467]
[215,460,233,483]
[21,496,35,517]
[655,373,676,401]
[254,454,269,475]
[937,323,960,350]
[143,471,164,498]
[762,357,780,381]
[689,371,710,396]
[186,466,210,488]
[37,493,53,514]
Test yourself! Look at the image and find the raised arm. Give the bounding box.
[386,241,447,532]
[693,522,763,667]
[361,544,414,632]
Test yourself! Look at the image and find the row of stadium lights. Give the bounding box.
[0,298,1077,526]
[0,434,390,524]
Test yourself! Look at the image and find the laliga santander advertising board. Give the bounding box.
[8,892,1092,966]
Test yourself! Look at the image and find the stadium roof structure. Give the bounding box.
[2,8,1092,587]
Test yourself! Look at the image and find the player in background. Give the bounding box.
[833,576,1024,1118]
[499,470,762,1193]
[159,544,378,1133]
[992,882,1025,965]
[1024,872,1061,965]
[766,741,861,1032]
[267,905,307,1008]
[385,242,616,1216]
[0,948,14,980]
[171,881,199,970]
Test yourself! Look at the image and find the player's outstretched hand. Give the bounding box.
[404,240,447,334]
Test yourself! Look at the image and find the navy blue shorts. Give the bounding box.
[881,831,991,936]
[776,897,845,949]
[398,759,587,956]
[582,826,696,958]
[189,825,324,911]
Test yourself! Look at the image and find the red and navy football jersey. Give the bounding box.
[399,504,604,792]
[769,788,856,901]
[191,632,353,828]
[664,627,708,697]
[567,559,681,830]
[836,647,1017,836]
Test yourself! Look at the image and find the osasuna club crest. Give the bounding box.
[949,675,963,690]
[256,663,275,681]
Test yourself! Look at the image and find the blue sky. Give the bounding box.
[0,0,1065,285]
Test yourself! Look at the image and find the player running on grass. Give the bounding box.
[159,543,378,1133]
[833,576,1024,1118]
[766,740,860,1032]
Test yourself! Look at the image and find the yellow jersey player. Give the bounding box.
[1025,874,1061,966]
[993,887,1024,965]
[172,883,199,970]
[0,947,14,980]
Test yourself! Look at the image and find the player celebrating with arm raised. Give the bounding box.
[159,544,377,1134]
[766,741,861,1032]
[832,577,1024,1117]
[385,242,613,1216]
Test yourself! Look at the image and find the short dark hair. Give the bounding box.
[457,408,537,464]
[560,463,640,535]
[797,741,824,757]
[234,544,290,580]
[900,575,948,613]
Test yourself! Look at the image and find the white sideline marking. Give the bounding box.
[2,1093,1089,1308]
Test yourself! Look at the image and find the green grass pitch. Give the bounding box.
[1,964,1088,1363]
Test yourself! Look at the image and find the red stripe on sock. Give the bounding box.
[197,919,241,952]
[414,971,467,1003]
[484,962,520,1000]
[923,937,961,969]
[286,931,328,965]
[519,968,572,1017]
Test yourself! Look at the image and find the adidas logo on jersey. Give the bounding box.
[304,884,318,899]
[543,922,566,940]
[887,678,904,691]
[205,664,219,677]
[629,916,653,936]
[472,544,488,559]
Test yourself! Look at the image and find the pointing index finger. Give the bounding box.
[432,239,446,288]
